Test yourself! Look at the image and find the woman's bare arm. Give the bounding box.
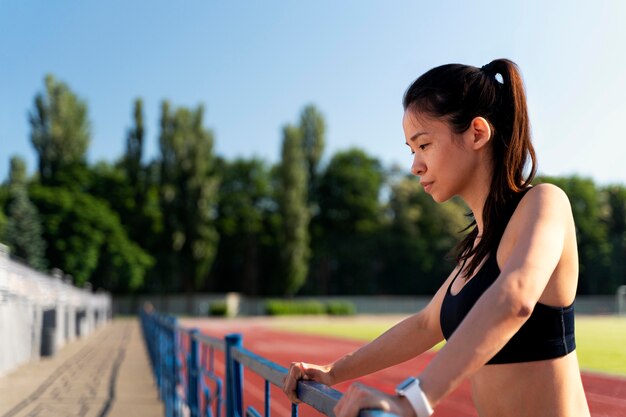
[283,268,456,402]
[328,301,443,384]
[418,184,574,406]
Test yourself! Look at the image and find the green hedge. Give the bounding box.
[208,301,228,316]
[265,300,325,315]
[326,301,356,315]
[265,300,356,316]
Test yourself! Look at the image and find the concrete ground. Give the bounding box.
[0,318,163,417]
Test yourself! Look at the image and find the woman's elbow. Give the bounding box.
[514,301,534,319]
[496,291,535,321]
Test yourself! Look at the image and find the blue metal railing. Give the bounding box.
[140,309,399,417]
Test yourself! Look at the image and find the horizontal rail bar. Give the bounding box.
[232,346,398,417]
[165,321,226,351]
[297,380,343,417]
[360,411,404,417]
[246,406,263,417]
[195,333,226,351]
[231,346,287,386]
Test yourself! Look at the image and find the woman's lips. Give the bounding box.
[421,181,433,192]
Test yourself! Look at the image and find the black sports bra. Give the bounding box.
[440,249,576,364]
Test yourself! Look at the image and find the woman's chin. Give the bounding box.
[430,191,453,204]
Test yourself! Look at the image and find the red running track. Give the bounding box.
[185,319,626,417]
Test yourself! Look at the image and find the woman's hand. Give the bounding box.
[282,362,333,403]
[333,382,414,417]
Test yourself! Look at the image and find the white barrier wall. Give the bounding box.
[0,246,111,377]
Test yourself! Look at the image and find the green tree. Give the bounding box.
[274,125,310,296]
[311,148,384,294]
[29,74,91,189]
[298,104,326,206]
[159,101,220,294]
[604,185,626,289]
[88,161,134,219]
[0,185,7,243]
[211,157,277,295]
[0,194,6,233]
[2,157,47,270]
[123,98,145,192]
[30,185,153,291]
[88,100,162,258]
[0,211,6,240]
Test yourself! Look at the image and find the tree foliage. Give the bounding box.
[29,185,153,291]
[0,211,6,239]
[123,98,145,191]
[211,157,278,295]
[317,149,384,234]
[311,148,385,294]
[29,74,91,189]
[275,125,310,296]
[603,185,626,289]
[2,157,47,270]
[158,101,220,293]
[298,104,326,206]
[0,185,9,246]
[87,101,163,255]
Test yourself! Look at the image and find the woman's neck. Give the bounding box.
[460,165,493,237]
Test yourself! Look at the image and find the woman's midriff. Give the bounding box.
[470,352,590,417]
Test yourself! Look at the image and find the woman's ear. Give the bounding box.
[467,117,492,150]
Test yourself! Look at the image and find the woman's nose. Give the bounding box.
[411,156,424,176]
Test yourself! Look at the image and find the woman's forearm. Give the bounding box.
[329,312,443,385]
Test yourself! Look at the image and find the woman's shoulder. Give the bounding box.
[497,183,576,272]
[522,182,570,206]
[526,182,568,197]
[513,183,573,227]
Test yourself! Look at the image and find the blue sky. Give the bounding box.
[2,1,626,184]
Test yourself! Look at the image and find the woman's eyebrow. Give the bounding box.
[408,131,428,142]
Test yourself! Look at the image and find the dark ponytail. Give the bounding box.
[403,59,537,279]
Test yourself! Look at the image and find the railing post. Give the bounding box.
[225,333,243,417]
[160,318,172,417]
[188,329,201,417]
[158,319,166,402]
[172,317,181,417]
[265,380,270,417]
[162,318,169,408]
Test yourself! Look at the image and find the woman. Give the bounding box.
[282,59,590,417]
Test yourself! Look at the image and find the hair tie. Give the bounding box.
[481,62,504,84]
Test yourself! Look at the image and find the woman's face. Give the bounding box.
[402,110,480,203]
